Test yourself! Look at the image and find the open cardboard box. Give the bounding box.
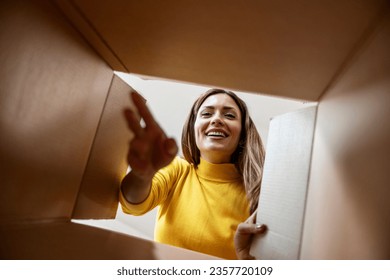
[1,0,389,259]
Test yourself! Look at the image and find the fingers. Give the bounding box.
[124,109,144,137]
[124,91,178,176]
[234,221,265,260]
[157,136,178,167]
[131,91,157,129]
[125,91,167,140]
[127,133,178,174]
[237,222,267,235]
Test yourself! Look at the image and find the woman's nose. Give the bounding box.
[211,113,224,125]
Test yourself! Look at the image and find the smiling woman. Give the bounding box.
[194,93,242,164]
[119,88,267,259]
[181,89,266,215]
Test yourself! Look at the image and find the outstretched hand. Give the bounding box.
[124,91,178,180]
[234,210,267,260]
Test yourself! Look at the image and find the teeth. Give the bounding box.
[207,131,226,137]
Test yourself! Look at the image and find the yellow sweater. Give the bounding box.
[119,156,250,259]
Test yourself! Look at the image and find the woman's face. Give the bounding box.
[194,93,242,164]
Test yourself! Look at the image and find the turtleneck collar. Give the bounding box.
[196,157,241,182]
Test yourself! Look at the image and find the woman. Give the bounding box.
[120,88,267,259]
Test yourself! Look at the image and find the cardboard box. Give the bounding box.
[0,0,216,260]
[1,0,389,259]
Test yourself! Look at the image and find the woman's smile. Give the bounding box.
[206,129,229,138]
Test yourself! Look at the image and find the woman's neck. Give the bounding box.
[199,152,231,164]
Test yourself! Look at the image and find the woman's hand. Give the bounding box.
[123,91,178,180]
[234,210,267,260]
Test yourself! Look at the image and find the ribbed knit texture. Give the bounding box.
[120,156,249,259]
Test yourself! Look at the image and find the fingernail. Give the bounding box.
[255,224,267,232]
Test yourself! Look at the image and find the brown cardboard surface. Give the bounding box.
[0,0,113,222]
[55,0,386,101]
[54,0,128,72]
[1,0,389,261]
[72,75,134,219]
[0,221,218,259]
[0,0,219,260]
[300,10,390,259]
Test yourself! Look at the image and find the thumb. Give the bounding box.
[237,223,267,235]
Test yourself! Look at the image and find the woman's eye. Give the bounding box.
[225,113,236,119]
[201,112,212,117]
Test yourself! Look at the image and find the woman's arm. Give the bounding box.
[120,171,153,204]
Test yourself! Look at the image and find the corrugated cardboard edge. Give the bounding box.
[53,0,128,72]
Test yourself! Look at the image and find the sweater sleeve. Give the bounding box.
[119,156,186,216]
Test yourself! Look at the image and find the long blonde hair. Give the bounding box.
[181,89,265,214]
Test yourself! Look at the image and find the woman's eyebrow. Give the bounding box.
[202,105,237,110]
